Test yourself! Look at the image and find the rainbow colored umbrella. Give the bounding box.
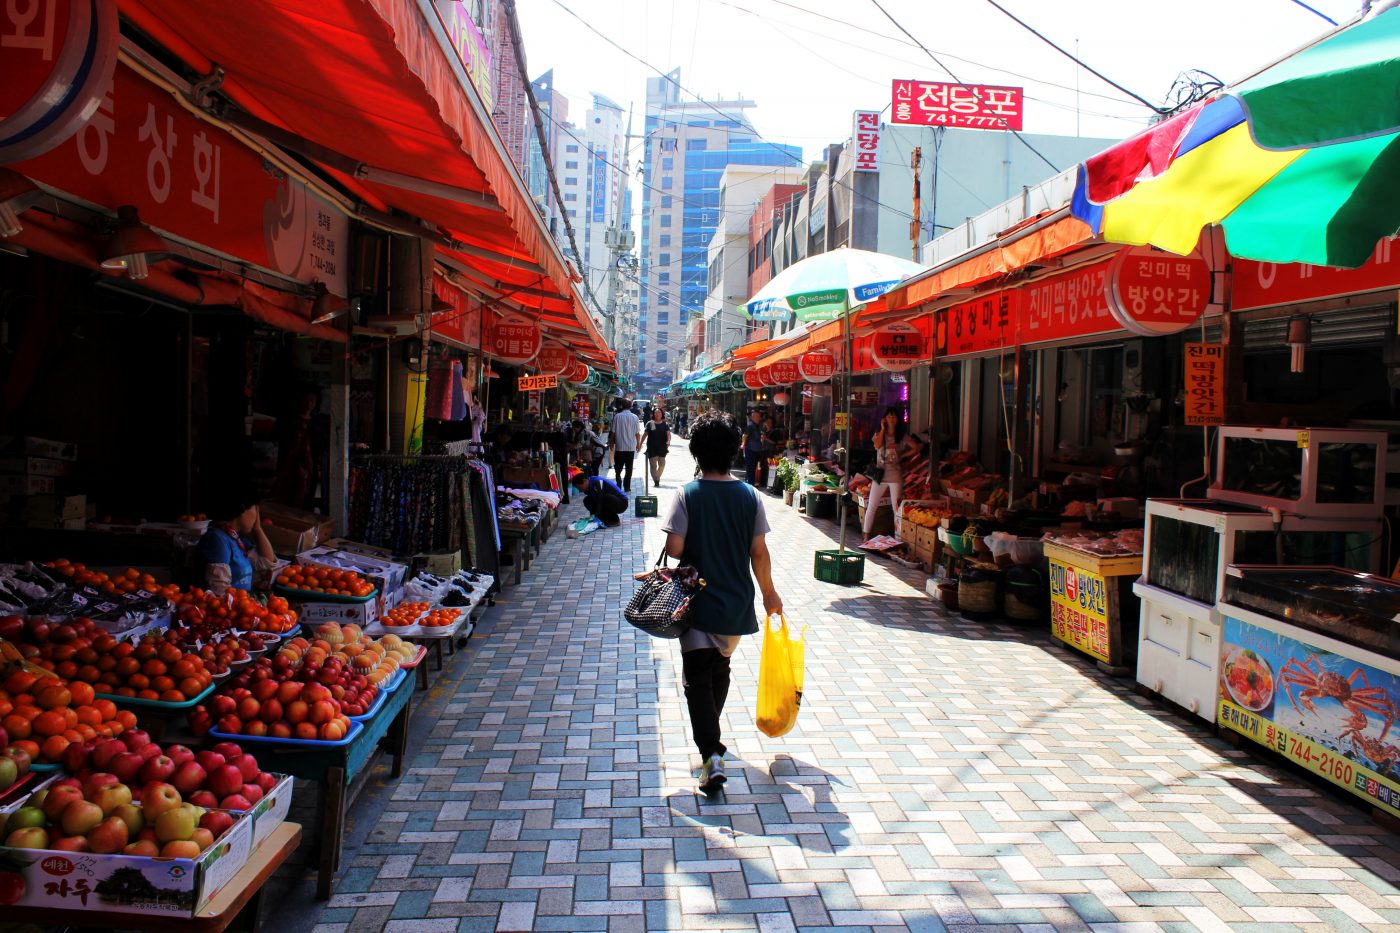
[1073,8,1400,269]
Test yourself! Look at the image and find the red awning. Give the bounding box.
[118,0,610,360]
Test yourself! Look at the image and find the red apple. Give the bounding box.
[136,827,158,844]
[212,742,244,761]
[208,765,244,799]
[163,745,196,767]
[52,835,91,852]
[139,755,176,785]
[230,753,260,782]
[138,743,163,762]
[219,794,252,811]
[255,772,278,793]
[90,739,127,771]
[171,761,207,796]
[3,746,30,776]
[198,810,235,838]
[86,816,129,854]
[90,782,133,816]
[239,784,263,805]
[210,695,237,717]
[140,782,182,822]
[112,802,144,835]
[110,752,145,785]
[59,799,104,836]
[123,839,159,857]
[121,729,152,753]
[188,790,218,809]
[216,714,242,735]
[160,839,201,859]
[42,784,85,822]
[82,772,120,799]
[190,826,215,851]
[195,750,226,773]
[62,741,95,774]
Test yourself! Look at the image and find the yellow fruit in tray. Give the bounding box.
[380,634,403,650]
[342,624,363,642]
[315,623,343,646]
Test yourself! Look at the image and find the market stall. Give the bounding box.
[1043,531,1144,674]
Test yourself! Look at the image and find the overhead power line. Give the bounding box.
[866,0,1060,172]
[979,0,1167,113]
[1285,0,1338,24]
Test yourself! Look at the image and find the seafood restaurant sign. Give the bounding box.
[1218,614,1400,819]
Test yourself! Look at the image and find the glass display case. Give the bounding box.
[1216,566,1400,818]
[1211,426,1386,518]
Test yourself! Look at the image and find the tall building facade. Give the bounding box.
[526,70,568,229]
[637,69,799,393]
[487,0,532,171]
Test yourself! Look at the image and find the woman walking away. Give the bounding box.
[864,406,913,536]
[662,411,784,793]
[644,407,671,487]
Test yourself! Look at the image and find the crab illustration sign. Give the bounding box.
[1217,612,1400,818]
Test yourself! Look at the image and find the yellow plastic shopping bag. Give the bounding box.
[755,614,805,738]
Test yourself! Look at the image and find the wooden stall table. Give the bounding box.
[1043,541,1143,676]
[227,677,414,899]
[498,525,529,585]
[0,823,302,932]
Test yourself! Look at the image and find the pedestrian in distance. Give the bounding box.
[741,409,769,486]
[661,411,784,793]
[568,468,629,527]
[644,407,671,487]
[609,399,643,491]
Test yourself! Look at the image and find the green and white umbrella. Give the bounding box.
[741,248,925,570]
[745,247,925,323]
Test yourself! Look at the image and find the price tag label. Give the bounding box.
[1296,430,1311,449]
[834,412,849,431]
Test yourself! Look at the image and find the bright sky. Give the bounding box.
[516,0,1354,161]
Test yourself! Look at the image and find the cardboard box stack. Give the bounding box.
[0,436,85,529]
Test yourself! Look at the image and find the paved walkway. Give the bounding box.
[292,441,1400,932]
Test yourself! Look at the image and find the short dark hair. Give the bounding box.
[689,411,741,474]
[569,472,589,488]
[210,490,257,523]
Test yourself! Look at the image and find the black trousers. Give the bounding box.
[583,491,627,525]
[682,648,731,760]
[613,450,635,488]
[743,449,763,485]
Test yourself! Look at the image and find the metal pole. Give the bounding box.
[837,307,853,554]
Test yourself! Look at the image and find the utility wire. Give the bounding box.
[1285,0,1338,24]
[867,0,1061,172]
[980,0,1167,113]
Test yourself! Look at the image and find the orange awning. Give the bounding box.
[119,0,611,361]
[885,213,1095,312]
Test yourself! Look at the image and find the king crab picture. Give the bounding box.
[1278,654,1398,740]
[1340,709,1400,774]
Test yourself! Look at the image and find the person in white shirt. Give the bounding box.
[609,401,643,490]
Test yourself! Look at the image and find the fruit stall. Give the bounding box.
[0,548,496,918]
[1215,566,1400,820]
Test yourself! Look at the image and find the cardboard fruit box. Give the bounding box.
[248,774,294,851]
[257,501,333,557]
[0,808,253,917]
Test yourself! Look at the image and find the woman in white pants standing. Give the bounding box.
[863,407,911,536]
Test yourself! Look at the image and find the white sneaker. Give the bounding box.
[699,754,726,793]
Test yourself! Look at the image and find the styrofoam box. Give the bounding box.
[296,598,379,625]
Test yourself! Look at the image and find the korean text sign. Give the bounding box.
[1217,613,1400,820]
[936,292,1018,358]
[1183,343,1225,426]
[892,80,1023,130]
[852,111,880,173]
[1048,556,1111,663]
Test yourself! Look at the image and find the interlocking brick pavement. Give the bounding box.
[285,441,1400,932]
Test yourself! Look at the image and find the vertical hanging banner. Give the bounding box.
[1183,343,1226,426]
[852,111,881,173]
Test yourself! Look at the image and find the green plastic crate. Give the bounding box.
[814,549,865,585]
[634,495,658,517]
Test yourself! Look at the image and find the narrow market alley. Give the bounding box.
[285,441,1400,933]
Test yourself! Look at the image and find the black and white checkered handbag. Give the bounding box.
[623,551,704,639]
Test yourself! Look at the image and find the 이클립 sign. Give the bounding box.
[768,359,800,384]
[799,349,836,383]
[852,111,880,173]
[533,344,572,376]
[1048,556,1111,663]
[1107,248,1211,336]
[518,374,558,391]
[1217,613,1400,820]
[936,292,1018,358]
[488,316,541,365]
[871,321,925,372]
[742,368,765,390]
[0,0,120,163]
[892,80,1023,131]
[1184,343,1225,427]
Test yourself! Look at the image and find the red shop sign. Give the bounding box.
[1018,259,1117,345]
[487,316,541,365]
[936,291,1019,358]
[0,0,119,162]
[1106,248,1211,336]
[871,321,925,372]
[891,80,1023,131]
[430,278,480,347]
[567,361,590,383]
[799,349,836,382]
[534,344,573,376]
[1232,237,1400,311]
[9,60,351,294]
[768,359,800,384]
[743,368,765,390]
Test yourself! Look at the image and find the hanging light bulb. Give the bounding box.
[1287,316,1311,374]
